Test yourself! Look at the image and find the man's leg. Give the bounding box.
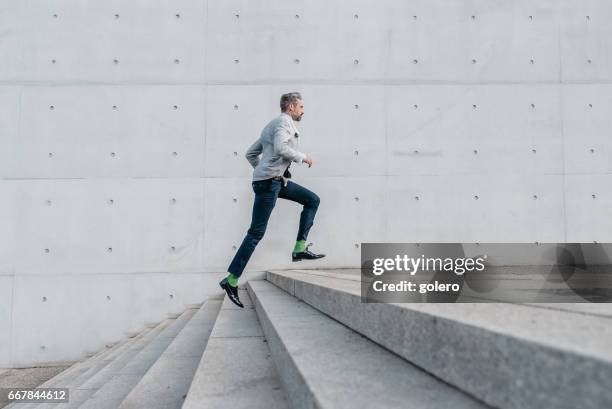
[221,179,281,307]
[229,179,281,277]
[277,180,325,260]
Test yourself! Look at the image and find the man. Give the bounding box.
[219,92,325,308]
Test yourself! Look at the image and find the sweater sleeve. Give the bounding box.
[273,121,306,163]
[245,138,263,168]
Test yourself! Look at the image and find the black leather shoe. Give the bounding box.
[219,277,244,308]
[292,243,326,262]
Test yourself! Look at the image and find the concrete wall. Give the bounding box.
[1,0,610,366]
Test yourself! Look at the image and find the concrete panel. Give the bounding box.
[565,174,612,242]
[0,1,206,83]
[560,0,612,82]
[294,85,387,177]
[385,0,560,83]
[562,84,612,175]
[16,86,205,178]
[206,0,387,83]
[387,85,563,176]
[12,178,204,274]
[385,174,566,243]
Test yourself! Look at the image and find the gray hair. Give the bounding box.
[280,92,302,112]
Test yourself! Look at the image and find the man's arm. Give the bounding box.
[245,138,263,168]
[273,121,307,163]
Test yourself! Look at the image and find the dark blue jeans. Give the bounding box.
[228,178,320,277]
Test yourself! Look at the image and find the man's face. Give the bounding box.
[288,100,305,121]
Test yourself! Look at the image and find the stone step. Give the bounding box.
[40,319,175,409]
[266,269,612,409]
[4,324,159,409]
[75,307,199,409]
[117,298,223,409]
[247,279,487,409]
[182,289,288,409]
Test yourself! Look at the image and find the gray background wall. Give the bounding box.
[1,0,610,367]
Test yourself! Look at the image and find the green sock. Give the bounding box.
[227,273,239,287]
[293,240,306,253]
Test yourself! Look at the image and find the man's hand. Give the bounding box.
[303,155,313,168]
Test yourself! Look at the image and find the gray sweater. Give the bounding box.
[245,112,306,182]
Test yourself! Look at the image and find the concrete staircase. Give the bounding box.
[5,270,611,409]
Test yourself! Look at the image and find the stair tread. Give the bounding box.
[76,308,197,409]
[182,290,289,409]
[6,325,157,409]
[248,280,487,409]
[272,269,612,359]
[117,299,222,409]
[267,269,612,409]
